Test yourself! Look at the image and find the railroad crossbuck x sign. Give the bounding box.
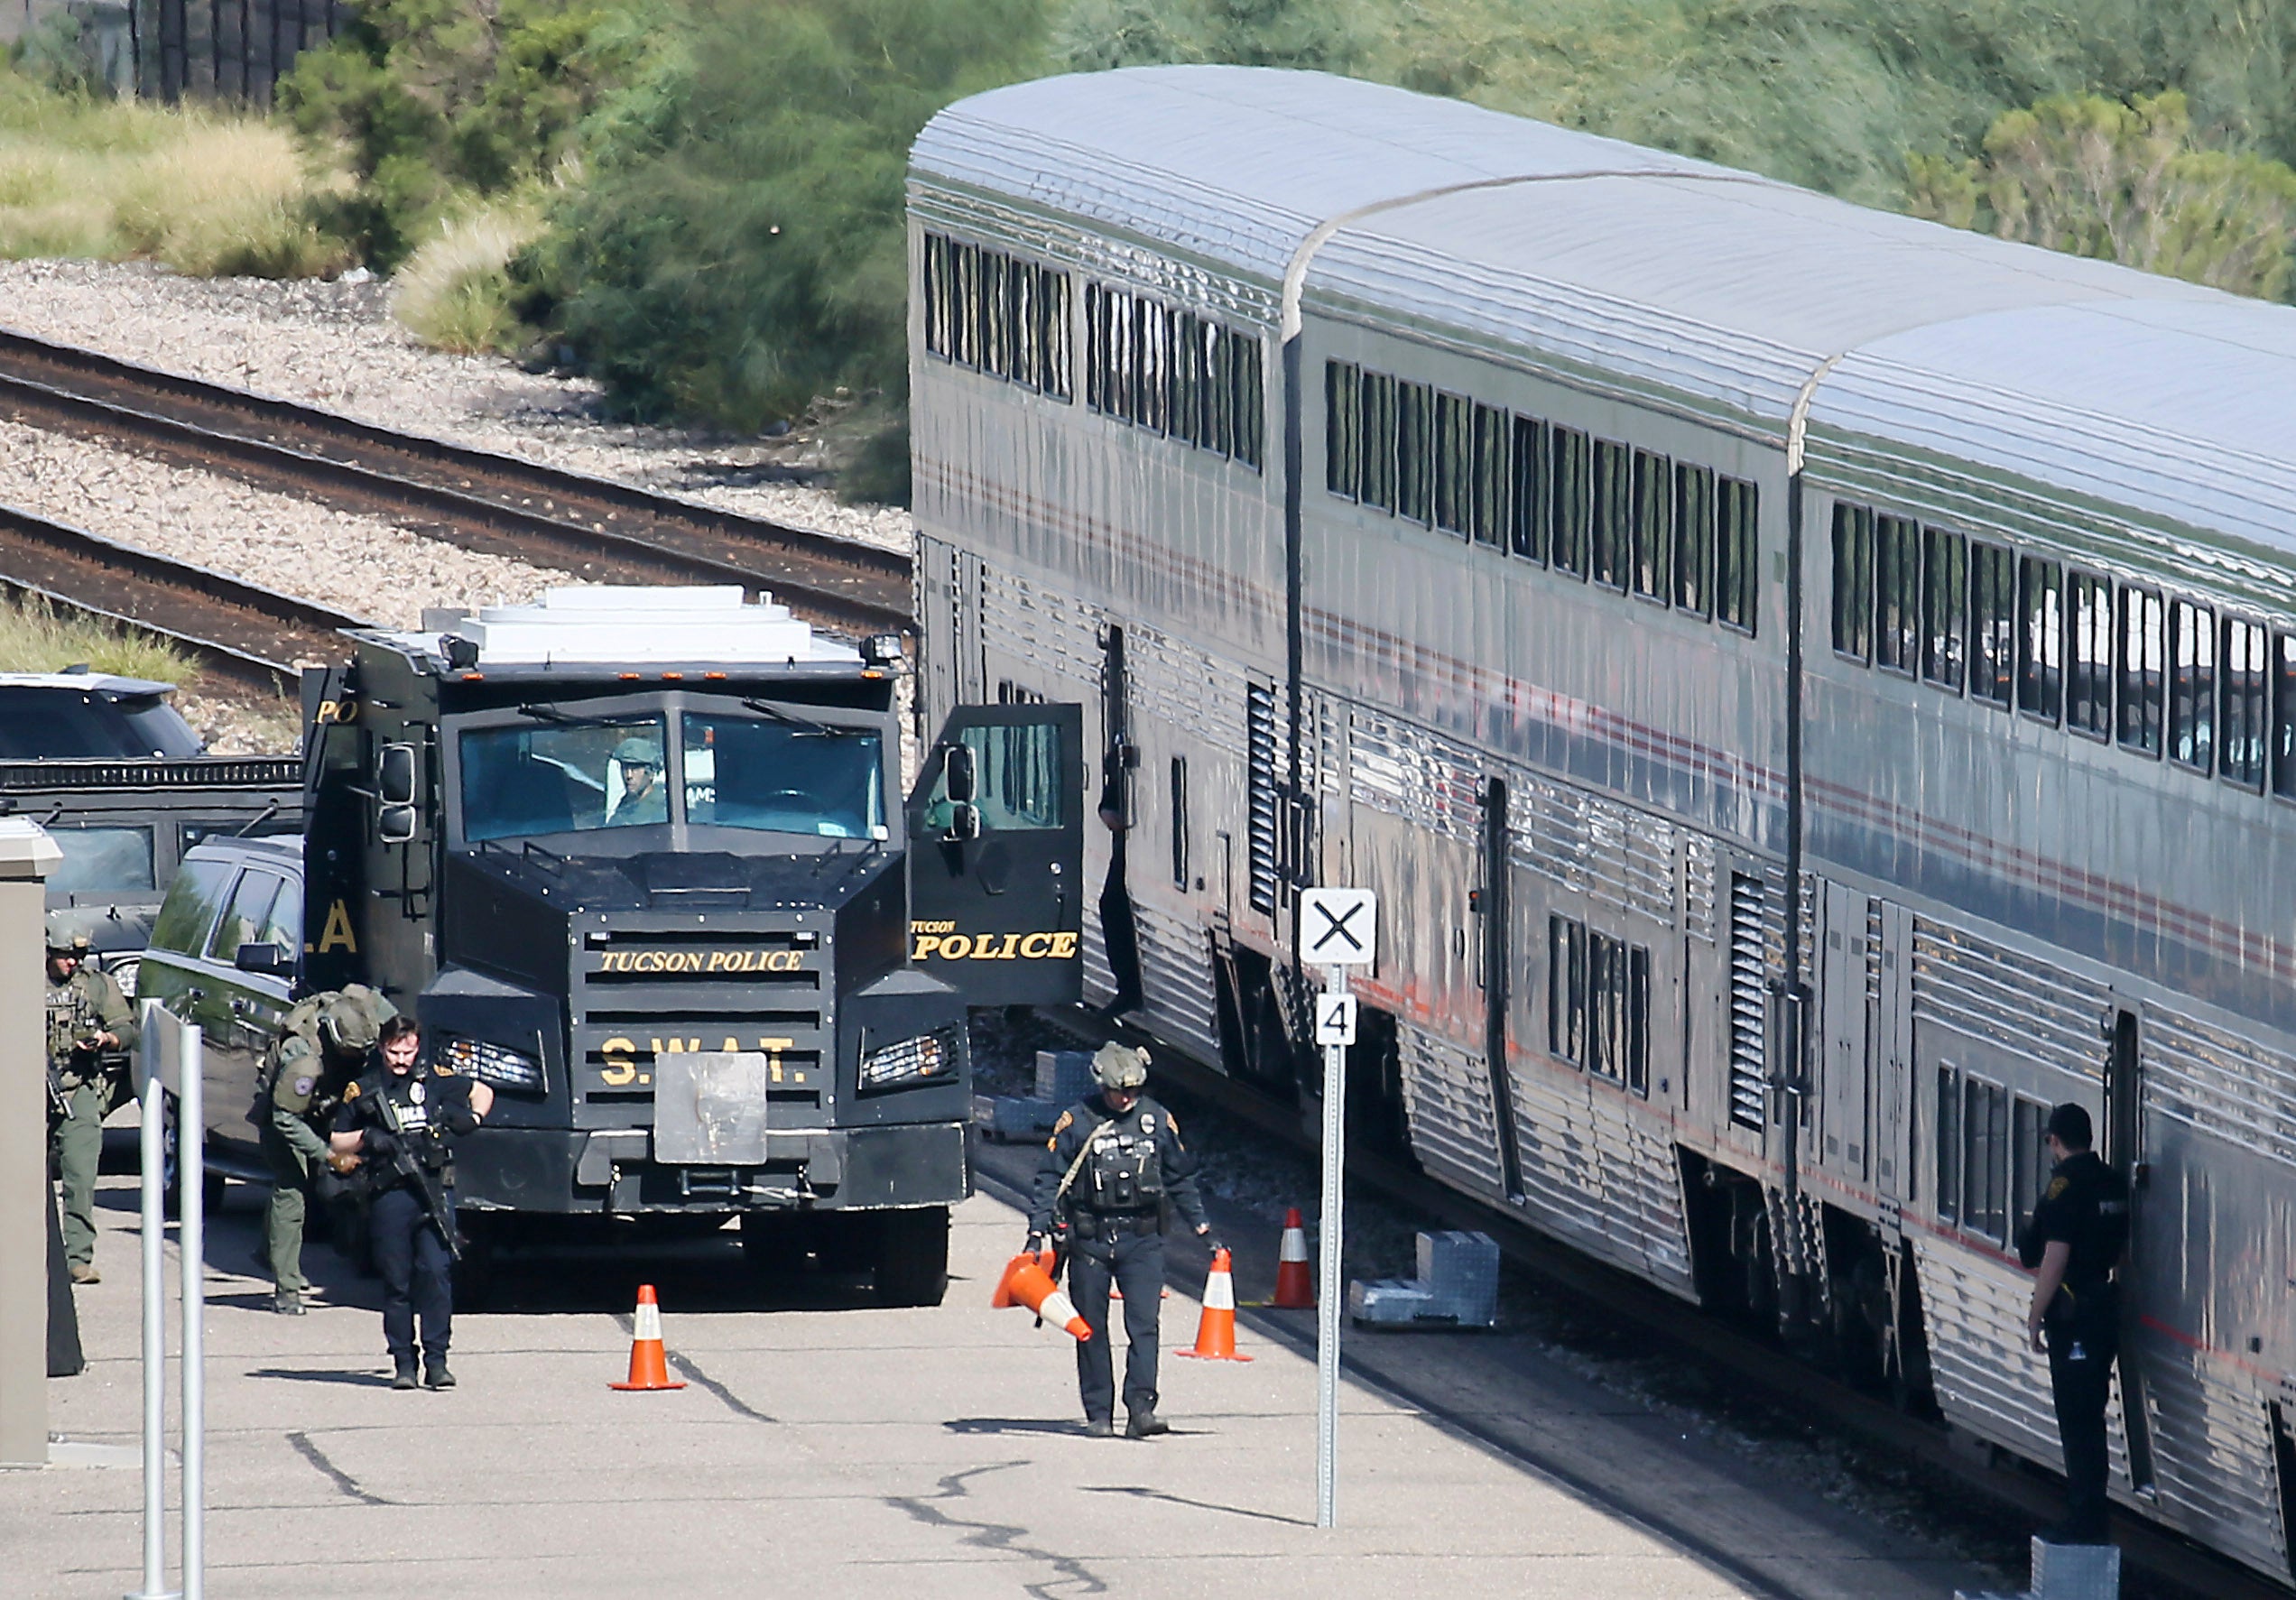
[1301,887,1377,966]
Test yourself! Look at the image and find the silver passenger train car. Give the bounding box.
[907,66,2296,1579]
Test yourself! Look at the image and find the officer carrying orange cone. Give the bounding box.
[995,1252,1094,1341]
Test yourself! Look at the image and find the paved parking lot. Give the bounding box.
[1,1156,1981,1599]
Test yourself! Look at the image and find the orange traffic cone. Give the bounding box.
[1271,1207,1314,1309]
[991,1248,1057,1309]
[995,1253,1093,1341]
[609,1284,687,1392]
[1176,1248,1253,1362]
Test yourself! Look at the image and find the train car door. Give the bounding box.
[1817,881,1870,1190]
[1479,776,1523,1201]
[1871,901,1914,1215]
[2103,997,2159,1498]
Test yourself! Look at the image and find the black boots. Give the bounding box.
[1125,1410,1170,1438]
[391,1357,419,1391]
[424,1359,457,1391]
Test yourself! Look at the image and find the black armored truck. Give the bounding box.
[300,586,1081,1301]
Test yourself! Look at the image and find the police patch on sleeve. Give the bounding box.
[343,1081,361,1099]
[292,1076,315,1097]
[2045,1177,2069,1200]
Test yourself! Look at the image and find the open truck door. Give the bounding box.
[906,703,1083,1007]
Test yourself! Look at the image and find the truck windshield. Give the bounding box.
[682,712,885,838]
[458,716,671,842]
[47,826,156,894]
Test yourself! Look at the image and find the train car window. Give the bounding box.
[1470,402,1508,548]
[1397,382,1434,524]
[2117,584,2165,756]
[1359,371,1396,511]
[1040,270,1071,399]
[2169,597,2216,773]
[1232,330,1264,468]
[2013,1095,2048,1243]
[1673,464,1715,617]
[1509,415,1546,561]
[1592,439,1632,590]
[1550,427,1592,578]
[1631,449,1671,606]
[1969,541,2015,708]
[1170,756,1190,889]
[1936,1066,1961,1225]
[2276,633,2296,801]
[1717,477,1759,635]
[1965,1076,2010,1242]
[1549,915,1587,1067]
[1831,503,1875,662]
[1142,300,1173,434]
[2067,571,2112,740]
[1588,930,1625,1083]
[1006,261,1037,387]
[922,234,949,358]
[1434,393,1470,534]
[979,250,1008,378]
[1325,362,1360,501]
[1875,513,1919,675]
[2220,616,2270,791]
[1173,312,1206,444]
[952,241,981,367]
[2018,557,2064,723]
[1204,318,1234,454]
[1921,526,1967,691]
[1626,943,1652,1097]
[1083,284,1106,410]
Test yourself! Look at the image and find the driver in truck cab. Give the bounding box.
[606,736,667,827]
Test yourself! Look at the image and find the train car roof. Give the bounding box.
[914,66,2296,568]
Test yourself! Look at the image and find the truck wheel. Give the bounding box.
[873,1207,949,1308]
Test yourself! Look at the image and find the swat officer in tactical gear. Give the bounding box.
[2018,1102,2130,1545]
[255,985,396,1314]
[45,918,135,1285]
[1028,1042,1214,1438]
[330,1016,490,1390]
[606,735,668,827]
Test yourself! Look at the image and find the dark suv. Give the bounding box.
[0,671,204,758]
[134,835,303,1181]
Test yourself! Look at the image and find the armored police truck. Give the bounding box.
[300,586,1082,1301]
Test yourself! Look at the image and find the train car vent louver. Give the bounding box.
[1727,873,1769,1131]
[1245,682,1279,915]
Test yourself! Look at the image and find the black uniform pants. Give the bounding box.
[2045,1311,2118,1541]
[1068,1222,1162,1421]
[370,1184,453,1364]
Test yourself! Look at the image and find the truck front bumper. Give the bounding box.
[454,1122,970,1215]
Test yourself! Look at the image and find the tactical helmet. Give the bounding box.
[317,995,383,1059]
[1090,1041,1150,1091]
[613,735,662,771]
[45,912,92,957]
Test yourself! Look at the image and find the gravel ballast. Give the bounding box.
[0,259,916,556]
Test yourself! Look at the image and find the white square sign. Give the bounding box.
[1314,994,1357,1047]
[1301,886,1377,966]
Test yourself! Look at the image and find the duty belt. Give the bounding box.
[1074,1208,1158,1234]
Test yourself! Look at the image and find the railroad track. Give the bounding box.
[0,327,914,641]
[0,502,366,688]
[1051,1009,2278,1600]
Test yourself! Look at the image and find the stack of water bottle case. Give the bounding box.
[1347,1230,1502,1329]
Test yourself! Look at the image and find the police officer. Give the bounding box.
[329,1016,491,1390]
[606,736,668,827]
[2019,1102,2130,1544]
[255,985,396,1314]
[45,918,136,1286]
[1028,1042,1215,1438]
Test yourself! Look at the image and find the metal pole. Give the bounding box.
[1315,964,1347,1529]
[128,1003,174,1600]
[178,1022,203,1600]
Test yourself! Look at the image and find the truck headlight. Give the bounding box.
[437,1033,543,1091]
[859,1027,961,1094]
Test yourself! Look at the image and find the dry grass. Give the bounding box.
[0,591,197,680]
[392,199,545,353]
[0,66,352,274]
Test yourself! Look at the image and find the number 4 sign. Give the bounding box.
[1314,994,1357,1047]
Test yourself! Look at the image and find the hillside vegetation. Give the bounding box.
[8,0,2295,500]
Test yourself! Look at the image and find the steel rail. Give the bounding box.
[0,503,366,689]
[0,327,914,639]
[1054,1010,2280,1600]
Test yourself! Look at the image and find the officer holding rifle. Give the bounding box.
[329,1016,490,1391]
[46,918,136,1286]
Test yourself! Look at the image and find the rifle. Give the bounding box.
[372,1084,463,1262]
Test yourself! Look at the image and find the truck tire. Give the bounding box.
[873,1206,949,1308]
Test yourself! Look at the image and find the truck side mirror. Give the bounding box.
[378,743,418,807]
[234,942,291,976]
[945,744,976,804]
[943,801,981,844]
[379,803,419,845]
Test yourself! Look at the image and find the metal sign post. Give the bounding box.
[179,1019,204,1600]
[1300,887,1375,1531]
[129,1003,172,1600]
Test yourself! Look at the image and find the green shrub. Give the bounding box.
[393,196,548,352]
[0,593,194,680]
